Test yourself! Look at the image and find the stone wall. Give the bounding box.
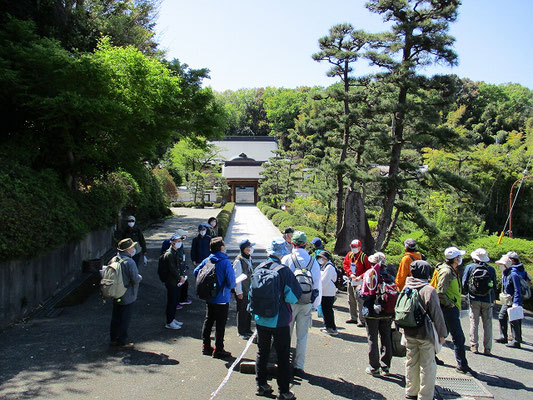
[0,227,114,329]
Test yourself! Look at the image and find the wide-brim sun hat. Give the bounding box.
[471,248,490,263]
[368,252,386,264]
[495,255,512,269]
[117,238,137,251]
[267,237,289,258]
[444,246,466,260]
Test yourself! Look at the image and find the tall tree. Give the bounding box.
[365,0,460,250]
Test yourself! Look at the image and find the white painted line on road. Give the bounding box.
[209,331,257,400]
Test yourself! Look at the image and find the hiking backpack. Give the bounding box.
[378,281,399,314]
[394,287,425,328]
[291,254,314,304]
[101,256,127,299]
[157,252,169,283]
[196,259,219,301]
[248,261,285,318]
[468,264,492,296]
[520,274,532,300]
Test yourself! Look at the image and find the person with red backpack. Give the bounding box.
[360,252,395,376]
[461,248,497,355]
[342,239,372,327]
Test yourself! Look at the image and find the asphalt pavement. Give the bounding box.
[0,206,531,400]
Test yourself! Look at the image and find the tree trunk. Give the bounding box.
[334,187,375,256]
[382,206,400,251]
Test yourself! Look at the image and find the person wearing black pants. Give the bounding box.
[317,251,338,335]
[202,303,229,352]
[165,283,181,325]
[161,231,187,330]
[110,302,133,346]
[256,325,291,395]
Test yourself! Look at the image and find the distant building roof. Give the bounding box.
[210,136,278,162]
[225,153,263,166]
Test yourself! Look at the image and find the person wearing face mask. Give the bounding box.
[116,215,147,267]
[342,239,372,327]
[191,225,212,268]
[110,239,143,349]
[283,227,295,254]
[161,232,187,329]
[207,217,218,237]
[435,247,476,375]
[495,253,527,348]
[233,239,255,339]
[317,250,338,336]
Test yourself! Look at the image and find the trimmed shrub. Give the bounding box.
[217,202,235,238]
[265,207,282,220]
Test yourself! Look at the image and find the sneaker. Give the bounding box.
[321,328,339,336]
[172,320,184,326]
[179,299,193,305]
[256,383,274,396]
[435,357,445,366]
[381,366,390,376]
[202,344,214,355]
[176,304,183,310]
[212,349,232,359]
[238,334,251,340]
[116,342,134,350]
[346,319,358,324]
[405,395,418,400]
[165,321,182,330]
[278,391,296,400]
[292,368,305,377]
[357,323,366,328]
[456,366,476,376]
[470,345,479,354]
[483,349,492,356]
[506,341,521,349]
[495,337,508,344]
[365,366,380,376]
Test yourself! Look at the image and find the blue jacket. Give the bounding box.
[503,263,527,306]
[194,251,235,304]
[253,256,303,328]
[462,262,497,303]
[191,234,212,264]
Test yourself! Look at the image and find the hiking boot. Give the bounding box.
[256,383,274,396]
[365,366,380,376]
[212,349,232,359]
[278,391,296,400]
[456,366,476,376]
[495,337,508,344]
[202,344,214,356]
[165,321,181,330]
[470,345,479,354]
[346,319,358,324]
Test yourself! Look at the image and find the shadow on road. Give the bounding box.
[296,373,387,399]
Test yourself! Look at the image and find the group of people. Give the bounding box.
[108,215,529,400]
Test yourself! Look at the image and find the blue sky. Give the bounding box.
[155,0,533,91]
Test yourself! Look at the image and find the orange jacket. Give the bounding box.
[343,251,371,277]
[395,251,422,291]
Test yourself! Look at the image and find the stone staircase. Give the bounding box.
[225,248,269,268]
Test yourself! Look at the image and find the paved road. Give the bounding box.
[0,206,532,400]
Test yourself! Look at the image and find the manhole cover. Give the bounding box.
[436,377,493,398]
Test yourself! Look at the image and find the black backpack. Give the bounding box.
[196,259,219,300]
[248,261,284,318]
[157,253,169,283]
[468,264,491,297]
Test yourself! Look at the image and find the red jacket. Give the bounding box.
[343,251,372,277]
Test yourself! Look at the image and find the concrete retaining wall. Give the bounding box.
[0,227,114,329]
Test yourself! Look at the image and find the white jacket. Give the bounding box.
[321,261,337,297]
[282,248,322,308]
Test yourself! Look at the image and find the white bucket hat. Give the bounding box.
[471,248,490,263]
[368,252,386,264]
[495,255,512,269]
[444,246,466,260]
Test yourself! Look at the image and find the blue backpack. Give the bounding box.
[248,261,285,318]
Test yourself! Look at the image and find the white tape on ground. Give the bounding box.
[209,331,257,400]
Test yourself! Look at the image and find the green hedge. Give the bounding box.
[217,202,235,239]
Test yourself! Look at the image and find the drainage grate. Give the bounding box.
[436,376,494,398]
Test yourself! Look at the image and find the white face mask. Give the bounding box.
[173,241,182,249]
[130,248,136,256]
[200,230,206,236]
[352,248,360,254]
[318,258,326,265]
[249,247,254,255]
[499,265,506,271]
[127,222,135,228]
[210,221,216,227]
[457,257,463,266]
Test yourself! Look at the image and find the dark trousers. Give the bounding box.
[166,283,181,324]
[235,294,252,335]
[321,296,336,330]
[365,318,392,370]
[442,306,468,368]
[202,303,229,350]
[256,324,291,394]
[179,279,189,302]
[110,302,133,345]
[498,303,523,343]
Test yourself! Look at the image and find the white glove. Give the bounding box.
[144,256,148,266]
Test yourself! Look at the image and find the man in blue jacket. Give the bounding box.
[252,238,302,400]
[194,237,236,359]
